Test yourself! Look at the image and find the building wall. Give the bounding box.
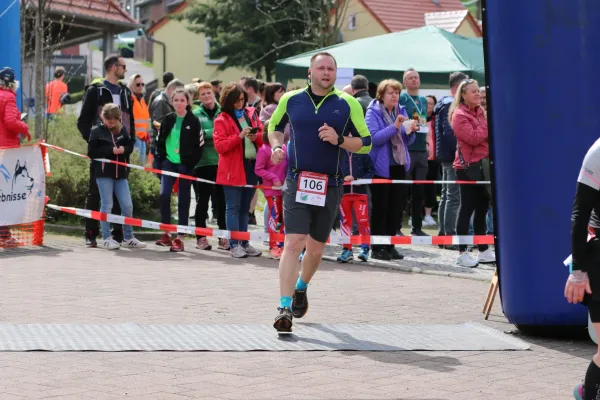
[152,19,254,85]
[455,19,480,38]
[338,0,388,42]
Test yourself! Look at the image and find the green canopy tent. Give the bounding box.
[275,26,485,88]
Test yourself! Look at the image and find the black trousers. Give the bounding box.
[84,163,122,239]
[193,165,226,239]
[456,168,490,252]
[370,165,406,252]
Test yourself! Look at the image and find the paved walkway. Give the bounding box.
[0,234,592,399]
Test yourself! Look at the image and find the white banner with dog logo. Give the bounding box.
[0,145,46,225]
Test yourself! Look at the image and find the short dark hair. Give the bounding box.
[242,77,259,93]
[220,83,248,116]
[350,75,368,91]
[310,52,337,67]
[103,54,120,72]
[211,79,222,86]
[54,66,65,79]
[426,95,437,104]
[264,82,285,105]
[162,72,174,87]
[449,72,468,89]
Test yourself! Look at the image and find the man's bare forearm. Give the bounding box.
[339,136,365,153]
[269,130,284,148]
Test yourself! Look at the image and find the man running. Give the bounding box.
[267,52,372,333]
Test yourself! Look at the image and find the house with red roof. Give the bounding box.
[340,0,481,43]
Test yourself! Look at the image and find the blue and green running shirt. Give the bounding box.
[267,86,372,186]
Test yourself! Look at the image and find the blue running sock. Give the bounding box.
[295,277,308,290]
[280,296,292,309]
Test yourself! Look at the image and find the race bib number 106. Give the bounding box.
[296,172,328,207]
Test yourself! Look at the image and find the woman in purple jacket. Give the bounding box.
[365,79,419,261]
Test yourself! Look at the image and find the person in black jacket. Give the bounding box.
[350,75,373,116]
[154,88,204,253]
[433,71,467,249]
[87,104,146,250]
[77,54,136,247]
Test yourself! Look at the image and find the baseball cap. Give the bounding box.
[0,67,15,83]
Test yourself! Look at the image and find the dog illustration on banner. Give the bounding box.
[13,160,34,194]
[0,160,35,202]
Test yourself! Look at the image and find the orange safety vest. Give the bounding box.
[131,95,150,140]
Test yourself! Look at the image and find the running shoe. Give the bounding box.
[574,383,584,400]
[292,288,309,319]
[337,248,354,263]
[155,233,172,247]
[358,246,370,262]
[170,238,184,252]
[196,237,212,251]
[273,307,293,333]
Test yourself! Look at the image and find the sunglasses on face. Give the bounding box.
[136,83,145,87]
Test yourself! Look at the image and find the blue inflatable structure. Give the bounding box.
[484,0,596,330]
[0,0,23,110]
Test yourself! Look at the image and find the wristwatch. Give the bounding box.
[337,136,345,146]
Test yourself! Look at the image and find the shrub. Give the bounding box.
[44,114,161,224]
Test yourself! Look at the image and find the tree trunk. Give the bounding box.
[265,67,272,83]
[34,1,44,139]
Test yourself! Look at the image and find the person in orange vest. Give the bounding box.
[45,66,68,120]
[128,74,151,166]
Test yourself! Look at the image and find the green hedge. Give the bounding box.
[44,115,161,225]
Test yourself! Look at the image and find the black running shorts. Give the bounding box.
[282,177,343,243]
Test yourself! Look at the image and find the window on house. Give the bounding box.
[205,37,225,65]
[348,14,356,30]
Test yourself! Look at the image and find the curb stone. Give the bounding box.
[321,255,492,282]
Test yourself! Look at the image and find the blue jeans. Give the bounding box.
[96,178,134,240]
[224,186,256,247]
[160,160,193,230]
[469,207,494,235]
[134,139,147,166]
[438,162,460,236]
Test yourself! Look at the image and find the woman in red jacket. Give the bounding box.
[0,67,30,148]
[213,83,264,258]
[0,67,31,247]
[450,79,495,268]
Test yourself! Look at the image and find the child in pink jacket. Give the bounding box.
[255,129,288,259]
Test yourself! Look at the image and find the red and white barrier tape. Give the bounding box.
[46,204,495,246]
[41,142,491,187]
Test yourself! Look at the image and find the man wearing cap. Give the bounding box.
[77,54,135,248]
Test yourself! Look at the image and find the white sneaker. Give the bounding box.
[101,238,121,250]
[457,252,478,268]
[230,245,248,258]
[122,237,147,248]
[423,215,437,226]
[477,249,496,264]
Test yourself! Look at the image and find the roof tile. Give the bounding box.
[360,0,466,32]
[45,0,138,26]
[424,10,469,32]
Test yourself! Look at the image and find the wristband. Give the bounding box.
[568,270,589,284]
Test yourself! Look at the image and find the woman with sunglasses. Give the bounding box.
[449,79,495,268]
[213,83,264,258]
[129,74,150,166]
